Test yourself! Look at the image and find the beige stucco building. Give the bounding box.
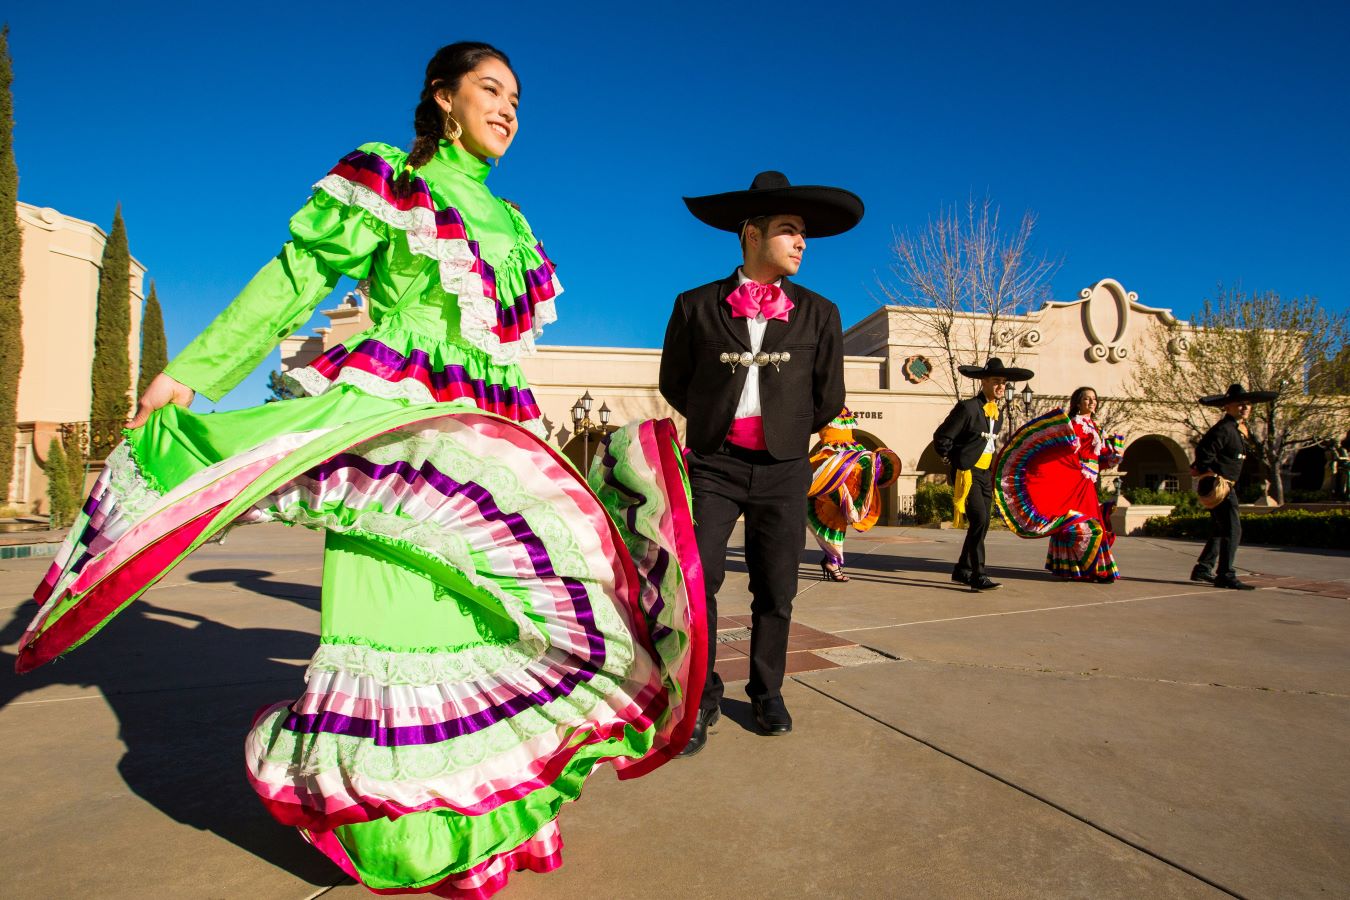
[281,278,1203,522]
[9,201,145,510]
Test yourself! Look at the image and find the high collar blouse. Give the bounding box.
[165,140,560,402]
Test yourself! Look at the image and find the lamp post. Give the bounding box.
[571,392,608,471]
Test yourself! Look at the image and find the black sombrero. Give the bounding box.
[683,171,864,238]
[1199,383,1279,407]
[956,357,1034,382]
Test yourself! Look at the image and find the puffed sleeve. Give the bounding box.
[163,188,388,401]
[1101,433,1125,470]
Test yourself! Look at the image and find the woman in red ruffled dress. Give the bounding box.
[995,386,1125,582]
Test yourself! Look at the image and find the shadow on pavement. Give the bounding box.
[188,567,322,608]
[799,550,1209,592]
[0,572,337,887]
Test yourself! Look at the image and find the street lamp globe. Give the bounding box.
[598,402,611,426]
[1020,383,1034,407]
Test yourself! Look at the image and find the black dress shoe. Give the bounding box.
[751,696,793,735]
[1214,576,1256,591]
[676,707,720,758]
[1190,567,1216,584]
[969,575,1002,591]
[951,570,972,585]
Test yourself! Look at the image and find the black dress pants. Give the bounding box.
[954,466,993,579]
[1196,491,1241,580]
[687,444,810,711]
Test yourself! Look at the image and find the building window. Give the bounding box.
[8,445,28,503]
[902,355,933,384]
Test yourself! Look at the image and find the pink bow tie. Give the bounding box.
[726,281,794,322]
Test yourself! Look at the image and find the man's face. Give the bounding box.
[1225,400,1251,421]
[981,377,1007,401]
[745,215,806,278]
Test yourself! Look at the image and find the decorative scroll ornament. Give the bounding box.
[1080,280,1138,364]
[1021,329,1042,348]
[1167,335,1190,356]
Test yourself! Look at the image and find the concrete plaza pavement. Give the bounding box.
[1,522,1346,899]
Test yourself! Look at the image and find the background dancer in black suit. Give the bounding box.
[1190,383,1278,590]
[659,171,859,755]
[933,358,1034,591]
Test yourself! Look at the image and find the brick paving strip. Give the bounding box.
[713,617,892,681]
[1244,573,1350,599]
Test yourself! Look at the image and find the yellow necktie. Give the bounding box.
[974,401,999,469]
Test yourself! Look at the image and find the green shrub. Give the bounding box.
[915,482,954,524]
[1139,509,1350,549]
[1287,489,1333,503]
[1121,487,1202,514]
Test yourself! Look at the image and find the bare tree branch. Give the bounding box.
[1126,284,1350,503]
[878,196,1060,402]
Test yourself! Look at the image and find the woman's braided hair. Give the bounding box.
[396,41,517,195]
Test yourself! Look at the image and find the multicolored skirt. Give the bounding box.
[806,442,901,566]
[16,385,705,897]
[994,409,1121,582]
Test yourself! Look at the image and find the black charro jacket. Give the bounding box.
[933,394,1003,472]
[1193,415,1251,481]
[658,270,845,460]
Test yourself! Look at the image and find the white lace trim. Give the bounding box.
[313,174,562,366]
[283,365,546,437]
[308,638,546,687]
[104,442,164,523]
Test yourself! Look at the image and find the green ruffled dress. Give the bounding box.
[18,141,706,898]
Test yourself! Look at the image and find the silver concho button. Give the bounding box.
[739,352,754,367]
[754,352,770,366]
[780,351,792,363]
[719,352,732,364]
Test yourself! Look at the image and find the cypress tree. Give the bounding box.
[44,436,71,527]
[65,425,86,502]
[0,27,23,501]
[137,279,166,396]
[90,204,131,458]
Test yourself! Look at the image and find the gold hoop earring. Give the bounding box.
[443,113,463,142]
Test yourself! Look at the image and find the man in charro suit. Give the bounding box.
[1190,382,1278,590]
[933,357,1034,592]
[659,171,860,756]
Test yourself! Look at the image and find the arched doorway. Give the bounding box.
[1120,435,1190,492]
[917,440,947,484]
[560,425,620,474]
[851,429,899,525]
[1290,444,1330,493]
[808,429,903,525]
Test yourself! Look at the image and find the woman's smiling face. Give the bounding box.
[437,57,519,161]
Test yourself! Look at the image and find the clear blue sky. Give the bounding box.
[8,1,1349,410]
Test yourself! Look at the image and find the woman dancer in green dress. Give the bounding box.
[19,42,705,898]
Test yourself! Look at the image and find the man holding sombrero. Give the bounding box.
[659,171,858,755]
[933,357,1034,591]
[1190,382,1277,590]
